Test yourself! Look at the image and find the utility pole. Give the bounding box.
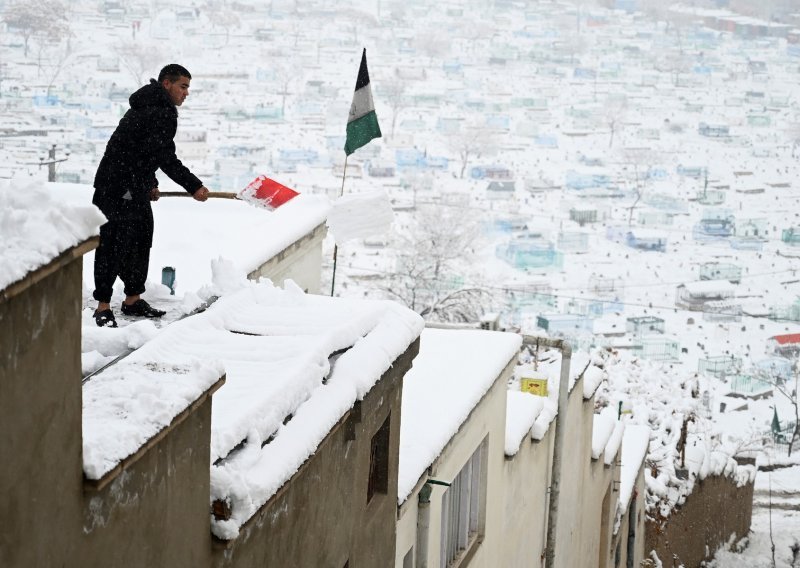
[39,144,70,182]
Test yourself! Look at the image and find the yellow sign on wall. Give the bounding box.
[521,378,549,397]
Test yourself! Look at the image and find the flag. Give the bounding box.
[344,48,381,156]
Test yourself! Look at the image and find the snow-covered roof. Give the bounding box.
[681,279,736,296]
[83,356,224,481]
[398,328,522,505]
[83,276,423,539]
[0,180,105,293]
[49,182,330,295]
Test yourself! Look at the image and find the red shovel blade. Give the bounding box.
[240,176,299,210]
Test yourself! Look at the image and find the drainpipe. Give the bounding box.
[522,336,572,568]
[416,482,432,568]
[416,478,450,568]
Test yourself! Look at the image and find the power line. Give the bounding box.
[334,262,799,319]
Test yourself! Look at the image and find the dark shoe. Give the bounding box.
[121,299,166,318]
[94,309,118,328]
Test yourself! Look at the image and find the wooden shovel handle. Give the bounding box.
[159,191,238,199]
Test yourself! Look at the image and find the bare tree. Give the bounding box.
[621,148,657,226]
[115,40,163,85]
[448,126,499,179]
[604,96,627,148]
[381,205,492,322]
[35,41,72,97]
[3,0,68,58]
[205,5,241,45]
[382,77,407,138]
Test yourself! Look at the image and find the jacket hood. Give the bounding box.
[129,79,175,112]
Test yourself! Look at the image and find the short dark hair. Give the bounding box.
[158,64,191,83]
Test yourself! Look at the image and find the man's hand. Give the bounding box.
[149,187,160,201]
[193,186,210,202]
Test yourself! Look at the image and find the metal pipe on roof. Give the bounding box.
[521,335,572,568]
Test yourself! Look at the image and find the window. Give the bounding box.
[367,414,390,503]
[439,439,487,567]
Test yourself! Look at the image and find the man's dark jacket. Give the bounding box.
[93,79,202,215]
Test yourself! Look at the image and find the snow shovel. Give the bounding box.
[160,175,299,210]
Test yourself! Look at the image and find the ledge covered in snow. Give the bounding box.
[83,357,225,481]
[0,181,105,293]
[204,281,424,540]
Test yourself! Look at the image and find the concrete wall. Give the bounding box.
[551,382,621,568]
[248,223,326,293]
[0,245,222,568]
[0,256,84,567]
[499,421,555,567]
[645,473,755,567]
[216,338,420,568]
[81,399,216,567]
[396,358,513,568]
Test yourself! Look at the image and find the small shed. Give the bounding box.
[638,211,674,226]
[626,316,665,336]
[698,355,740,377]
[755,357,793,382]
[699,262,741,283]
[727,375,772,400]
[676,280,736,311]
[626,229,667,252]
[569,207,598,226]
[702,300,742,322]
[781,228,800,245]
[557,231,590,252]
[768,334,800,357]
[634,336,680,362]
[486,181,516,200]
[536,313,594,335]
[495,239,564,271]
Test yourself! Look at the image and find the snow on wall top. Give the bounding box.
[83,355,224,480]
[594,350,757,523]
[0,181,105,292]
[205,281,424,539]
[398,328,522,505]
[614,424,651,535]
[505,390,545,457]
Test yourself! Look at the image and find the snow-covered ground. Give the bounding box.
[2,0,800,563]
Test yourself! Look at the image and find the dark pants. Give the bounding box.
[92,200,154,304]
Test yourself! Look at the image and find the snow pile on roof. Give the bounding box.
[205,281,424,539]
[505,391,545,457]
[594,349,757,522]
[592,412,621,460]
[398,328,522,505]
[509,346,605,442]
[47,182,330,297]
[83,357,224,480]
[81,319,160,375]
[0,180,105,292]
[326,189,394,244]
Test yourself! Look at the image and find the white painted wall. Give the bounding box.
[248,223,326,293]
[395,358,513,568]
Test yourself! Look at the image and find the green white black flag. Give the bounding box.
[344,49,382,156]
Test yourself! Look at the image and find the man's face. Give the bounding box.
[162,76,190,106]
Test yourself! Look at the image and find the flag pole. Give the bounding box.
[330,154,349,296]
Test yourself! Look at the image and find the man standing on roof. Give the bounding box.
[92,63,210,327]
